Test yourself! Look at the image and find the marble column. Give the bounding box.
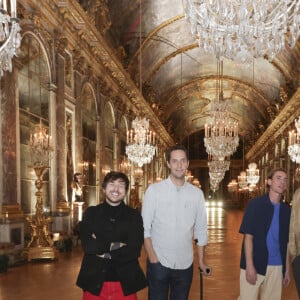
[49,85,58,212]
[0,70,23,218]
[55,53,67,203]
[73,70,84,173]
[1,71,17,206]
[0,69,24,255]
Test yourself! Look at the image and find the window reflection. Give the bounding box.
[18,34,50,214]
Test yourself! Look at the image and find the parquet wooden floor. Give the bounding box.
[0,208,298,300]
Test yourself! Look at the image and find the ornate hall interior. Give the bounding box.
[1,0,300,299]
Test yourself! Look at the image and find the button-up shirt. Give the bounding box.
[142,177,208,269]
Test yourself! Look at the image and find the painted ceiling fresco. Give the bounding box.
[106,0,300,157]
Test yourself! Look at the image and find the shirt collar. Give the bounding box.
[167,176,187,190]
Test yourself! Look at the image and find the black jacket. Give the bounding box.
[76,201,147,296]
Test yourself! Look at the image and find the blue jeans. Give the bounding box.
[147,261,193,300]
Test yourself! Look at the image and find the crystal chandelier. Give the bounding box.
[228,179,238,192]
[208,156,229,191]
[204,61,239,158]
[30,122,52,167]
[246,163,260,186]
[288,117,300,163]
[0,0,21,77]
[185,0,300,63]
[238,171,248,190]
[204,113,239,158]
[125,117,156,167]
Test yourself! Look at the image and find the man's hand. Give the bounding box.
[245,265,257,285]
[144,237,159,263]
[199,263,212,276]
[283,270,290,288]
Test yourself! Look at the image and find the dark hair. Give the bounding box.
[73,172,82,182]
[166,145,189,163]
[102,171,130,192]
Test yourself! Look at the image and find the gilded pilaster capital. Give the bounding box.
[54,35,68,56]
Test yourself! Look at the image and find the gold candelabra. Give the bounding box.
[25,123,57,261]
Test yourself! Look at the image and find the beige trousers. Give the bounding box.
[238,266,283,300]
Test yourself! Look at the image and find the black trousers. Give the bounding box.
[292,255,300,299]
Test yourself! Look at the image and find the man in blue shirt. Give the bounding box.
[239,168,291,300]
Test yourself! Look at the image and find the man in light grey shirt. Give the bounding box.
[142,145,211,300]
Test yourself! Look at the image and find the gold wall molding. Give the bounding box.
[0,204,24,219]
[246,89,300,161]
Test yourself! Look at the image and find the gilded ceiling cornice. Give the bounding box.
[246,88,300,161]
[18,0,174,147]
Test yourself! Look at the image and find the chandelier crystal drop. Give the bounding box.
[125,117,156,167]
[208,156,230,174]
[184,0,300,63]
[209,176,221,192]
[288,117,300,163]
[0,0,21,77]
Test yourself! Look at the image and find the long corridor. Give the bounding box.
[0,208,298,300]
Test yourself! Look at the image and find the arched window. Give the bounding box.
[18,34,51,214]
